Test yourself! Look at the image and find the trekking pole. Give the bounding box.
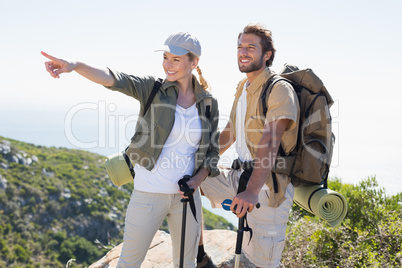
[222,200,260,268]
[180,197,189,268]
[234,212,245,268]
[178,175,196,268]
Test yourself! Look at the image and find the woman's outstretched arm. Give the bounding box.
[41,51,114,87]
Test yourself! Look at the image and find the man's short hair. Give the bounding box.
[238,24,276,67]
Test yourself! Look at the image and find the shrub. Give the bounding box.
[282,177,402,267]
[59,236,104,266]
[12,244,31,263]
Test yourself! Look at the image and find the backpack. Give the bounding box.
[262,63,335,188]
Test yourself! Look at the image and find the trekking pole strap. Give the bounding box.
[231,159,256,245]
[178,175,197,222]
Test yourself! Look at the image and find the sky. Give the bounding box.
[1,0,402,196]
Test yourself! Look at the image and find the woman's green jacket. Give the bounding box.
[105,70,220,177]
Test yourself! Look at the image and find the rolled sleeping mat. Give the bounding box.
[293,185,348,227]
[105,152,134,187]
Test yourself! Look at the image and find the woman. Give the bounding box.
[42,32,219,268]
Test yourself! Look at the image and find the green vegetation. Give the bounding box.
[283,177,402,267]
[0,136,233,267]
[1,136,401,267]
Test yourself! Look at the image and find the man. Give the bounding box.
[198,23,300,268]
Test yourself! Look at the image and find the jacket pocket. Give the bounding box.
[130,120,158,150]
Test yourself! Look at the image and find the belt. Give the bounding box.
[231,158,254,172]
[232,158,279,193]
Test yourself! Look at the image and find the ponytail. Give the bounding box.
[196,66,210,91]
[187,52,211,91]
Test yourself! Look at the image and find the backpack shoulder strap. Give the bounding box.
[204,97,212,119]
[125,78,163,153]
[143,78,163,116]
[261,75,290,116]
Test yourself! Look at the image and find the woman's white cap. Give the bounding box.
[155,32,201,57]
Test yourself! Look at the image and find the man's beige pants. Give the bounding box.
[201,167,294,268]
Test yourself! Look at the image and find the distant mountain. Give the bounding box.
[0,136,234,268]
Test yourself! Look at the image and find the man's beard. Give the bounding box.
[238,55,265,73]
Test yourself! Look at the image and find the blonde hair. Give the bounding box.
[187,52,210,91]
[196,66,210,91]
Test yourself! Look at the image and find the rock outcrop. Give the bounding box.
[89,229,256,268]
[0,139,41,190]
[0,139,39,173]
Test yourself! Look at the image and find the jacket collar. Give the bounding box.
[160,75,212,102]
[246,67,275,95]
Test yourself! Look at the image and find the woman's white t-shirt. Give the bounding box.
[134,103,202,194]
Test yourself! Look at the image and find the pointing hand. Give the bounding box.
[41,51,76,79]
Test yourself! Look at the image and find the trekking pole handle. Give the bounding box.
[221,199,260,213]
[178,175,194,197]
[232,203,260,215]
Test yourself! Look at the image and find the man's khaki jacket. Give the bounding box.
[229,67,299,207]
